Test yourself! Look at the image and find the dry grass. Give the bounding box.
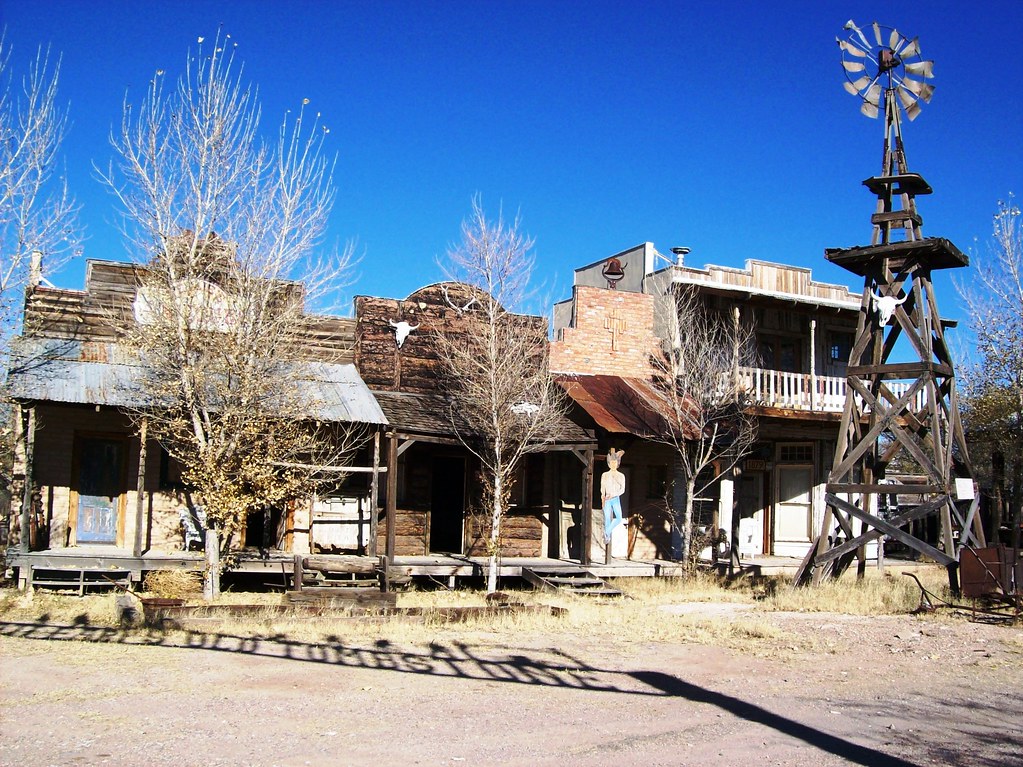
[762,566,953,615]
[0,565,956,657]
[143,569,202,599]
[0,589,123,627]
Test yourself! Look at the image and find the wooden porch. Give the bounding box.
[4,546,851,593]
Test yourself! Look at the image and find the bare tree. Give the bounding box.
[0,37,79,344]
[652,285,757,569]
[958,196,1022,547]
[100,34,358,598]
[436,198,566,593]
[0,37,79,531]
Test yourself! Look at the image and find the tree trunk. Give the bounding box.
[487,475,503,594]
[681,479,696,571]
[1012,453,1021,554]
[991,448,1005,545]
[203,525,221,600]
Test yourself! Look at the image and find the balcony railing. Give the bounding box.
[737,367,928,414]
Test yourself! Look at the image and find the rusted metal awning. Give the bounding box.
[555,374,690,439]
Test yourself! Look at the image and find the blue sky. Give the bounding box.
[1,1,1020,325]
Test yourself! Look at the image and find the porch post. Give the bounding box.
[729,465,742,576]
[731,306,740,389]
[581,448,593,566]
[369,429,381,556]
[385,432,397,559]
[19,405,36,553]
[809,318,817,411]
[133,416,148,557]
[547,453,559,558]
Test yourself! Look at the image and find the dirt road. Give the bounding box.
[1,607,1021,766]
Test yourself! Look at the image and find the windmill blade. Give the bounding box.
[843,60,867,73]
[860,100,880,119]
[864,83,882,107]
[838,38,869,57]
[905,60,935,78]
[872,22,884,47]
[896,86,918,110]
[905,101,922,121]
[843,75,873,96]
[900,37,920,58]
[844,20,873,50]
[902,78,934,102]
[889,28,904,52]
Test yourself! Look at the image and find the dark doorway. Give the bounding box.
[245,506,286,551]
[430,456,465,554]
[73,437,126,545]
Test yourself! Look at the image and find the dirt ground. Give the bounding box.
[1,601,1021,767]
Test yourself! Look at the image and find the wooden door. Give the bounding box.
[773,466,813,547]
[73,437,126,545]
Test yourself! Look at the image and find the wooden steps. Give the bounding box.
[521,567,623,597]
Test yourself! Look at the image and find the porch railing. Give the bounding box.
[737,367,928,414]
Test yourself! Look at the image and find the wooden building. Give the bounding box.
[552,244,870,560]
[353,282,597,561]
[4,259,387,584]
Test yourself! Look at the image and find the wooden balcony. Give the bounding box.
[738,367,927,414]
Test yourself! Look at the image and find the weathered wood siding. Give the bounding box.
[355,282,546,393]
[375,509,429,555]
[21,260,355,360]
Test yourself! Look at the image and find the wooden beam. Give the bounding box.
[19,406,36,553]
[826,483,943,495]
[847,361,953,378]
[369,430,380,557]
[386,433,398,559]
[581,449,593,566]
[271,461,387,473]
[830,378,924,480]
[820,493,955,566]
[133,416,148,557]
[816,494,948,565]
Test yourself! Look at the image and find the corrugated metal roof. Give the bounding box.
[7,337,386,425]
[555,374,695,439]
[289,362,387,424]
[7,338,151,408]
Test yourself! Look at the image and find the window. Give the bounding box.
[757,334,803,373]
[829,331,854,364]
[777,443,813,463]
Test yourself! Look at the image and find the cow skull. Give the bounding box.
[870,290,906,326]
[389,319,420,348]
[511,402,541,416]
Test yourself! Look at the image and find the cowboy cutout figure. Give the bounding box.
[601,448,626,543]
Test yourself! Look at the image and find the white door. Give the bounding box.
[737,473,764,556]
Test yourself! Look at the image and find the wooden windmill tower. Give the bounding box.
[795,21,985,591]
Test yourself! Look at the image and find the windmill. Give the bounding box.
[794,21,985,592]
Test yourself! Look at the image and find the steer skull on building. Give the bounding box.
[389,319,420,348]
[870,290,907,326]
